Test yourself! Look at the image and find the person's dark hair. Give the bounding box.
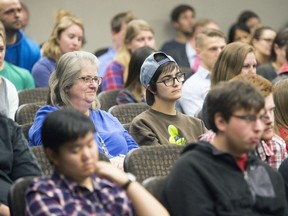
[228,22,250,43]
[148,53,180,105]
[41,108,96,154]
[207,80,265,133]
[270,28,288,62]
[250,26,273,41]
[170,4,195,22]
[111,11,135,33]
[125,46,156,91]
[238,10,260,25]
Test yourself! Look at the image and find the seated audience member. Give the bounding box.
[237,10,261,33]
[97,11,135,78]
[200,42,257,127]
[117,46,155,104]
[273,79,288,149]
[25,108,169,216]
[227,22,251,44]
[0,76,18,120]
[185,18,220,74]
[0,28,34,90]
[272,41,288,84]
[257,28,288,82]
[180,28,226,117]
[211,42,257,86]
[250,26,276,66]
[29,51,138,165]
[0,112,42,216]
[0,0,40,71]
[129,51,206,146]
[160,4,195,70]
[162,80,288,216]
[32,10,85,87]
[102,19,156,91]
[201,74,287,169]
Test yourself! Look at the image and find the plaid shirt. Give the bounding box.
[256,135,288,169]
[25,171,134,216]
[102,61,124,91]
[199,130,288,169]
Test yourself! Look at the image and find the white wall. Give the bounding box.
[22,0,288,53]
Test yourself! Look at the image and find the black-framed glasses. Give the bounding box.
[156,72,185,87]
[232,114,268,123]
[77,76,102,85]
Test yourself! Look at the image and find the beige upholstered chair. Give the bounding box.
[108,103,149,124]
[124,145,184,183]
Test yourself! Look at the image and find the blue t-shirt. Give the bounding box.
[28,105,138,158]
[5,31,41,72]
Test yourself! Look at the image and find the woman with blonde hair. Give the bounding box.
[202,42,257,128]
[274,79,288,149]
[102,19,156,91]
[32,10,85,87]
[211,41,257,87]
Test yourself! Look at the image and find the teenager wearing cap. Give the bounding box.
[129,51,206,146]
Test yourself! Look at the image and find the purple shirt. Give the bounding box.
[32,57,56,87]
[25,171,134,215]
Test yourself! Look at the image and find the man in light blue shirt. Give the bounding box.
[180,28,226,117]
[98,11,134,78]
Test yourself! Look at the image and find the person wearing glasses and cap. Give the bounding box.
[29,51,138,169]
[129,51,206,146]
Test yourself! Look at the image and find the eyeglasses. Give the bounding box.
[77,76,102,85]
[156,72,185,87]
[231,114,268,123]
[259,38,274,44]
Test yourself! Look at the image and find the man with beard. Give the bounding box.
[233,74,288,169]
[200,74,288,169]
[160,4,195,72]
[0,0,40,71]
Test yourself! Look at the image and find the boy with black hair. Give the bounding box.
[25,108,168,216]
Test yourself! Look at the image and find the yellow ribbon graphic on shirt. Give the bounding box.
[168,125,186,145]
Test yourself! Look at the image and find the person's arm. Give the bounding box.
[162,156,215,216]
[28,106,57,147]
[95,161,169,216]
[129,118,161,146]
[0,203,9,216]
[5,79,18,120]
[10,119,42,180]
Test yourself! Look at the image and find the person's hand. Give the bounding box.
[109,156,124,170]
[0,203,10,216]
[95,161,128,186]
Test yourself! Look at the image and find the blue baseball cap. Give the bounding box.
[140,51,177,105]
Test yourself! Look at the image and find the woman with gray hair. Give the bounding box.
[29,51,138,166]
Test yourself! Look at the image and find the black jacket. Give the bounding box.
[0,114,42,205]
[161,141,288,216]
